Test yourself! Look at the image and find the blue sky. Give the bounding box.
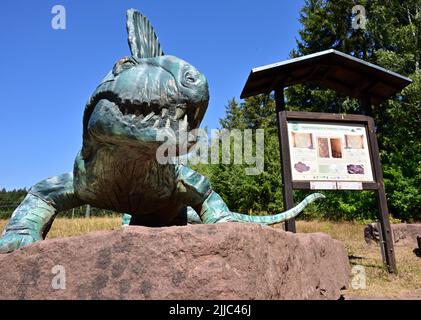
[0,0,304,189]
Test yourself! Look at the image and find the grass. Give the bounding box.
[0,216,121,240]
[0,217,419,299]
[47,215,122,238]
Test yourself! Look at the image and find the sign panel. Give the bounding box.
[287,121,374,182]
[309,181,337,190]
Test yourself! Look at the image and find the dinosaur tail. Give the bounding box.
[229,193,325,225]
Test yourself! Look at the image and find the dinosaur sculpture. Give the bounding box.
[0,9,324,253]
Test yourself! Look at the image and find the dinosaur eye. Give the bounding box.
[112,56,136,75]
[184,71,196,83]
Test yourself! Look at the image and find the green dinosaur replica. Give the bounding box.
[0,9,324,253]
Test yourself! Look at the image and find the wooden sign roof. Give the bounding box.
[240,49,412,105]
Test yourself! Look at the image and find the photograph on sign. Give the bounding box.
[287,121,374,182]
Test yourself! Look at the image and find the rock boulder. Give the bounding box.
[364,223,421,246]
[0,223,350,300]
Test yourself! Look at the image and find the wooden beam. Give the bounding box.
[275,89,296,233]
[366,118,397,273]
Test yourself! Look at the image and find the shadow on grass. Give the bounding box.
[348,254,384,269]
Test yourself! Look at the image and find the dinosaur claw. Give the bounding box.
[0,232,41,254]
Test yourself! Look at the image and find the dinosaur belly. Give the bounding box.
[74,146,182,223]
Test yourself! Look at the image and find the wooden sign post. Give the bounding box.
[276,110,396,272]
[241,49,412,273]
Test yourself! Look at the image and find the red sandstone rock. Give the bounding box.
[0,223,350,300]
[364,223,421,246]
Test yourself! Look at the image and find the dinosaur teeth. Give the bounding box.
[175,107,185,120]
[141,112,155,123]
[153,119,160,128]
[180,115,188,132]
[161,108,168,117]
[165,118,171,128]
[194,108,200,120]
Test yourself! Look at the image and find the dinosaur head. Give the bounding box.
[82,9,209,156]
[84,54,209,132]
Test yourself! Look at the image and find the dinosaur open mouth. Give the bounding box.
[86,91,205,133]
[116,100,190,132]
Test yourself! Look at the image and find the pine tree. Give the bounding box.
[201,0,420,221]
[287,0,420,220]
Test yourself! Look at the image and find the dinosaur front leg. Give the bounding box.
[0,173,85,253]
[176,165,235,223]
